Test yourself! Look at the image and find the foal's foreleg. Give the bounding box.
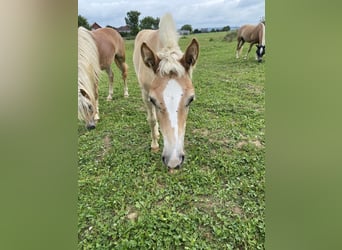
[143,95,160,151]
[106,67,114,101]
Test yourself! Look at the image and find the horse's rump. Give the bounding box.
[91,27,129,99]
[91,28,126,69]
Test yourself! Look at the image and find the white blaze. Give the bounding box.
[163,79,183,140]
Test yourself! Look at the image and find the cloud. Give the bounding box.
[78,0,264,28]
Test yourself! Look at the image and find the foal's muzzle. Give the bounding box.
[162,154,185,169]
[86,121,96,130]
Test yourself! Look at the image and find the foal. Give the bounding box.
[78,27,101,129]
[133,13,199,169]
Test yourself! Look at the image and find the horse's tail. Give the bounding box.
[78,26,101,121]
[158,13,179,49]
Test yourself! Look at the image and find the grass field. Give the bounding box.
[78,31,265,249]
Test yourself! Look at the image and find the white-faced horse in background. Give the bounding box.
[133,13,199,169]
[78,26,101,130]
[236,22,265,62]
[91,28,129,99]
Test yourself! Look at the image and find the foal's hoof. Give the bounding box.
[124,93,129,98]
[107,96,113,101]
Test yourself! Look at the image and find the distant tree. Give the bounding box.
[125,10,141,36]
[222,25,231,32]
[193,29,201,34]
[140,16,159,30]
[78,15,90,29]
[181,24,193,33]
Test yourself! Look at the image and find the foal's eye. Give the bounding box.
[149,97,157,106]
[88,104,93,111]
[186,95,195,107]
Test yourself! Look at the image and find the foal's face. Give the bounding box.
[256,45,265,62]
[140,38,199,169]
[149,76,195,168]
[79,89,97,130]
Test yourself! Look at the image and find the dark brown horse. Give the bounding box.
[236,22,265,62]
[91,28,129,99]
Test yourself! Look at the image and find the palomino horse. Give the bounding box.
[133,13,199,169]
[91,27,129,99]
[236,22,265,62]
[78,26,101,130]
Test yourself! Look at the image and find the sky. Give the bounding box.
[78,0,265,29]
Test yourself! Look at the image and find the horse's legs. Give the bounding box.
[142,92,160,151]
[115,55,129,97]
[236,39,245,59]
[106,67,114,101]
[245,43,254,59]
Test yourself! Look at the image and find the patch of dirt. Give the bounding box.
[236,139,263,149]
[126,206,139,221]
[96,134,112,161]
[251,140,263,148]
[232,205,243,215]
[236,140,248,149]
[126,212,138,221]
[192,128,210,137]
[103,135,111,151]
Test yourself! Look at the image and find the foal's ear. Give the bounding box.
[181,38,199,71]
[141,42,160,73]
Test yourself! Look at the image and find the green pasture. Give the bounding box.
[78,31,265,249]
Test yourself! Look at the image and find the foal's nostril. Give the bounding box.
[180,154,185,165]
[87,125,96,130]
[162,156,167,165]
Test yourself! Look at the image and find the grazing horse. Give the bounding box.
[91,27,129,99]
[133,13,199,169]
[78,26,101,130]
[236,22,265,62]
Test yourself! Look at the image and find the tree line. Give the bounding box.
[78,10,231,37]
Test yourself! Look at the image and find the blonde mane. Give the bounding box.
[260,23,265,46]
[78,27,101,121]
[157,13,185,77]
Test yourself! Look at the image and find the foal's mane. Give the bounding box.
[157,13,185,77]
[78,27,100,100]
[78,27,101,120]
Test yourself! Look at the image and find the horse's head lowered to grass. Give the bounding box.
[133,13,199,169]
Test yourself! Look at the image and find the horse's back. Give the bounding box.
[92,28,123,46]
[238,24,261,43]
[134,29,159,53]
[238,24,254,37]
